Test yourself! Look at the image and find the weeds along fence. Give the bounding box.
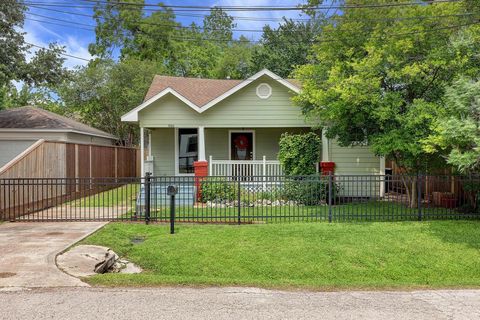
[1,174,479,223]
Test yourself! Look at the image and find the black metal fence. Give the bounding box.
[1,174,479,223]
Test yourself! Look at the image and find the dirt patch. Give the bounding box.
[45,232,64,236]
[57,245,142,278]
[131,236,145,244]
[0,272,16,278]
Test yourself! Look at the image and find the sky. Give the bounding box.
[23,0,310,69]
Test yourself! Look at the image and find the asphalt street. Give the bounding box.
[0,287,479,320]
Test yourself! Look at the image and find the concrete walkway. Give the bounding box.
[0,222,106,288]
[0,287,479,320]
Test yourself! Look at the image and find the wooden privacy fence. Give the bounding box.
[385,160,458,198]
[0,140,140,219]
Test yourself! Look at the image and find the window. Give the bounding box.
[178,128,198,174]
[256,83,272,99]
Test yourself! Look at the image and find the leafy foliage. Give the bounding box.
[294,0,480,173]
[282,176,337,206]
[200,180,236,203]
[0,0,67,109]
[58,59,159,145]
[424,76,480,173]
[278,132,321,176]
[89,2,252,79]
[252,18,322,78]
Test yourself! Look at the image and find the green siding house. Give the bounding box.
[121,69,384,178]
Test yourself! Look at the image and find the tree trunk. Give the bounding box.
[409,179,417,209]
[401,175,417,208]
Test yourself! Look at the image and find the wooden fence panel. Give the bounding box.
[91,146,116,178]
[77,144,91,178]
[117,147,137,177]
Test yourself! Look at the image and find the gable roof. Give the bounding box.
[145,76,243,106]
[0,106,116,139]
[121,69,301,122]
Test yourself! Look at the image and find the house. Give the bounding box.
[121,69,385,179]
[0,106,117,168]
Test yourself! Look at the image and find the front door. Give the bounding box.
[230,132,254,160]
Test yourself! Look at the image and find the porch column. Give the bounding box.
[198,126,206,161]
[194,126,207,202]
[140,127,145,176]
[321,128,335,175]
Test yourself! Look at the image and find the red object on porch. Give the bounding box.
[320,161,335,175]
[194,161,208,202]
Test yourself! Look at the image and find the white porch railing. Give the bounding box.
[209,155,284,177]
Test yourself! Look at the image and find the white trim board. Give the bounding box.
[121,69,301,122]
[174,127,197,176]
[0,128,116,140]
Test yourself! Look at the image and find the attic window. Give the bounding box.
[256,83,272,99]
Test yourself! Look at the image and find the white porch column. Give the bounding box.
[148,131,152,158]
[379,156,386,197]
[198,126,206,161]
[140,127,145,176]
[321,129,329,162]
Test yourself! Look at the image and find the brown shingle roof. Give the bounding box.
[144,75,244,106]
[0,106,116,139]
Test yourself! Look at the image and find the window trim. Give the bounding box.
[175,127,198,176]
[228,129,256,161]
[256,83,272,99]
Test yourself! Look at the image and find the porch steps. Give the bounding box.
[136,183,195,211]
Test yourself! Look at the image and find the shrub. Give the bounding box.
[282,176,338,205]
[240,188,283,202]
[200,180,236,202]
[278,132,321,176]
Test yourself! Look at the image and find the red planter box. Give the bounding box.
[440,197,457,209]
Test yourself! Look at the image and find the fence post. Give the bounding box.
[262,155,267,192]
[144,172,151,225]
[237,178,241,225]
[170,193,175,234]
[417,173,422,221]
[328,172,333,223]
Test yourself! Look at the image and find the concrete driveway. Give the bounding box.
[0,287,479,320]
[0,222,106,288]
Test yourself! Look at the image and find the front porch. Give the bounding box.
[141,127,312,177]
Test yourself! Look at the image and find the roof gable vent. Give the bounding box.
[256,83,272,99]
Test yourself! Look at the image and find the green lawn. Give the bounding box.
[82,221,480,289]
[142,201,465,223]
[69,184,139,207]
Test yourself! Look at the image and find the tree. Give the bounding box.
[0,0,67,105]
[294,0,480,206]
[89,0,179,62]
[58,59,160,145]
[89,1,253,79]
[213,37,254,80]
[0,84,61,112]
[424,77,480,173]
[252,18,322,78]
[203,7,235,42]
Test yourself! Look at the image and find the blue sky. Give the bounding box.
[23,0,309,69]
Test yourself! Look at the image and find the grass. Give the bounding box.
[69,184,139,207]
[137,201,465,223]
[82,221,480,289]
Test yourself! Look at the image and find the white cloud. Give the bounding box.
[22,20,92,69]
